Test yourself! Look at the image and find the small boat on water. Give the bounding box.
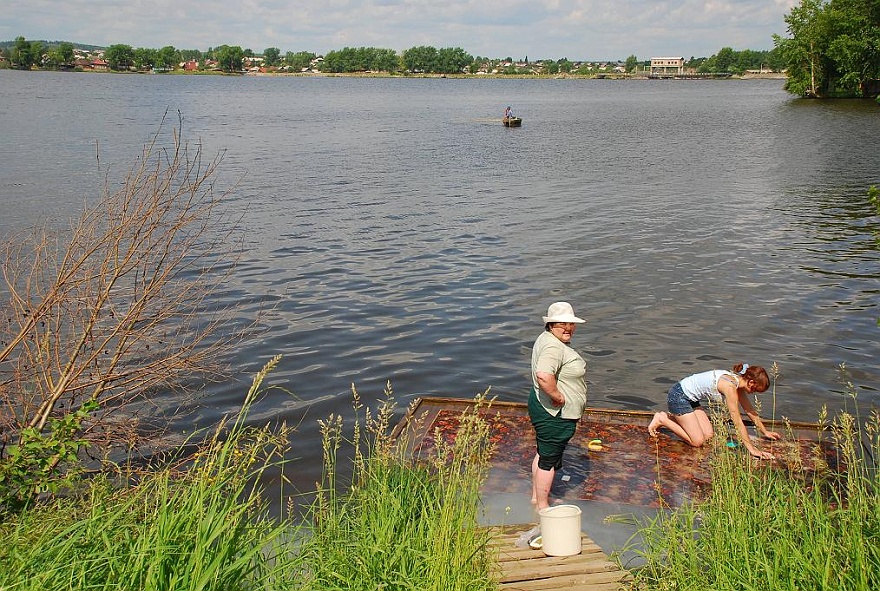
[502,117,522,127]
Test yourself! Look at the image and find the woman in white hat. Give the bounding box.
[528,301,588,510]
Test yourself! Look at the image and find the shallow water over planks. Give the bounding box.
[395,397,838,510]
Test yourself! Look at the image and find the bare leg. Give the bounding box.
[647,411,666,437]
[530,454,539,505]
[648,410,712,447]
[692,408,713,443]
[531,453,555,511]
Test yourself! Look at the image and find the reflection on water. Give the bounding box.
[1,72,878,496]
[413,404,840,509]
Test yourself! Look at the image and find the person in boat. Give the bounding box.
[647,363,781,459]
[504,106,514,120]
[528,301,588,511]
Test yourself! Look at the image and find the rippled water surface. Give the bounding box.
[1,71,878,492]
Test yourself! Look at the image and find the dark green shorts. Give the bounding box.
[528,388,578,471]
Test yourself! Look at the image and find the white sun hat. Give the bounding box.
[542,301,585,324]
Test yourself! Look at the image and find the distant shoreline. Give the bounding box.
[3,67,787,80]
[243,71,787,80]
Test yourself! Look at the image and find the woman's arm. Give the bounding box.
[738,393,782,441]
[719,381,774,459]
[536,371,565,406]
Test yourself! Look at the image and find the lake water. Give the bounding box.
[1,70,879,497]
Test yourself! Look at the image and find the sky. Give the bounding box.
[2,0,798,61]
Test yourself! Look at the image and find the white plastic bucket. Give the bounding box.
[538,504,582,556]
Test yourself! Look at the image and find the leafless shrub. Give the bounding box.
[0,121,246,468]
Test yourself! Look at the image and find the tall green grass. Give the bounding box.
[0,354,301,591]
[299,384,497,591]
[0,363,497,590]
[630,371,880,590]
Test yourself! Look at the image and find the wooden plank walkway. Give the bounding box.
[488,526,633,590]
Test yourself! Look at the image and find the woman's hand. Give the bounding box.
[761,429,782,441]
[536,371,565,406]
[748,446,775,460]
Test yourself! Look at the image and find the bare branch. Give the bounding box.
[1,121,249,459]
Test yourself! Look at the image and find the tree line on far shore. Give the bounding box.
[0,36,784,77]
[3,0,879,98]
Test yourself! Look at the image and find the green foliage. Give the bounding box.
[263,46,281,66]
[698,46,781,74]
[625,54,639,72]
[213,44,244,72]
[156,45,179,70]
[285,50,316,71]
[402,45,438,73]
[133,46,157,70]
[0,356,301,591]
[435,47,473,74]
[105,43,135,70]
[0,399,98,512]
[9,36,35,70]
[630,401,880,590]
[775,0,880,97]
[302,385,497,591]
[322,46,400,73]
[0,365,498,591]
[179,48,203,62]
[44,42,74,68]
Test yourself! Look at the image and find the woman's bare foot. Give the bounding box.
[648,411,666,437]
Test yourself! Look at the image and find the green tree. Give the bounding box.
[214,45,244,72]
[263,46,281,66]
[825,0,880,94]
[402,45,438,73]
[9,36,32,70]
[29,41,45,68]
[180,48,203,63]
[435,47,473,74]
[133,47,157,70]
[715,46,735,72]
[774,0,880,97]
[55,42,75,67]
[373,48,400,72]
[105,44,135,71]
[156,45,179,70]
[625,54,639,73]
[285,51,316,71]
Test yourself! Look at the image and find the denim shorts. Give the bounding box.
[667,382,700,416]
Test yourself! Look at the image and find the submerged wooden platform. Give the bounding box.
[393,396,834,509]
[489,526,632,590]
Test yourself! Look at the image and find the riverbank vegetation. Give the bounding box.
[0,122,496,589]
[774,0,880,98]
[0,356,498,590]
[305,385,496,591]
[0,119,245,512]
[630,367,880,590]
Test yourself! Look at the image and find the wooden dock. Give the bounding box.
[489,526,632,590]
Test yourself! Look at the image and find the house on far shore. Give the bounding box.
[651,57,685,75]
